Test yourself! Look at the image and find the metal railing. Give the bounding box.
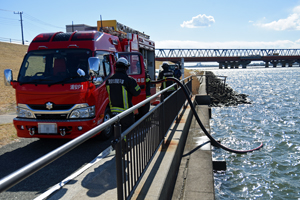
[205,74,227,94]
[114,77,192,199]
[0,37,29,45]
[0,76,193,199]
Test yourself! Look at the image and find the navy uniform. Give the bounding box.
[158,62,175,98]
[106,57,141,131]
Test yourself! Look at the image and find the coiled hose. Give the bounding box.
[152,77,263,154]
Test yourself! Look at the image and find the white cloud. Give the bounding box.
[256,5,300,30]
[156,39,300,49]
[181,14,215,28]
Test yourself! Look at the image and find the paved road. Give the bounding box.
[0,135,112,200]
[0,113,16,124]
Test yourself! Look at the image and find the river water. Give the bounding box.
[198,67,300,199]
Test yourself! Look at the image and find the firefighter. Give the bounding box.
[174,65,182,80]
[158,62,175,99]
[106,57,141,132]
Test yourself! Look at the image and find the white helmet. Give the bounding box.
[116,57,130,69]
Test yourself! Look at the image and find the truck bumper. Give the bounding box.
[13,118,98,139]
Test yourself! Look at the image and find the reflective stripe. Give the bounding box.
[135,85,140,91]
[162,76,167,89]
[162,76,175,91]
[122,86,128,109]
[111,107,126,113]
[106,86,112,110]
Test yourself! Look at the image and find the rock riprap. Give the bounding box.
[205,71,251,107]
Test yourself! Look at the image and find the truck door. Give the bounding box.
[118,52,146,105]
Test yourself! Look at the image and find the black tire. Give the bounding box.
[98,108,113,140]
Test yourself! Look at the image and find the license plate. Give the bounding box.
[38,123,57,134]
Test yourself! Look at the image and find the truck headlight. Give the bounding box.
[69,106,95,119]
[17,107,35,118]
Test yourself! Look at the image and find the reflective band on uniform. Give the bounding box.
[163,76,167,89]
[106,85,112,109]
[122,86,129,109]
[135,85,140,91]
[111,107,126,113]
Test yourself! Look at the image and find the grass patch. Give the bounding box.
[0,123,18,147]
[0,42,28,114]
[0,42,28,146]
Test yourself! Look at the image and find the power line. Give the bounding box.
[0,8,16,12]
[1,10,65,43]
[0,16,18,21]
[23,13,64,29]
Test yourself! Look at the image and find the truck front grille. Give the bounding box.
[28,104,74,111]
[35,114,68,120]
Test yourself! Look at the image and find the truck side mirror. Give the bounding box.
[88,57,100,76]
[93,77,104,85]
[114,53,119,61]
[4,69,13,86]
[77,68,85,77]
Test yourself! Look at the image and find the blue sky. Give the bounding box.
[2,0,300,49]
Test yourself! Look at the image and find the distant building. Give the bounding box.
[66,24,97,32]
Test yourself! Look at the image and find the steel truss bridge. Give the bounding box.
[155,49,300,68]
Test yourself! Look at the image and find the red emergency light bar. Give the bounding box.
[71,31,102,41]
[32,32,59,43]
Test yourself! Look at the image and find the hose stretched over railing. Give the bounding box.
[152,77,263,154]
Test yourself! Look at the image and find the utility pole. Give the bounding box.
[14,11,24,45]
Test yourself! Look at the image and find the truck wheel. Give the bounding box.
[99,108,113,140]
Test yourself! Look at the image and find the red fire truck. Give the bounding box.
[4,21,156,139]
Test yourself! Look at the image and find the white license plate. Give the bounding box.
[38,123,57,134]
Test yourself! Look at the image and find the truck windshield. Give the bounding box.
[18,49,92,85]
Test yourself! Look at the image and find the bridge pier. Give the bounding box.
[265,61,269,68]
[270,60,278,67]
[241,60,251,68]
[224,62,228,69]
[234,62,240,69]
[288,61,294,67]
[229,61,236,69]
[281,60,287,67]
[219,62,223,69]
[218,62,230,69]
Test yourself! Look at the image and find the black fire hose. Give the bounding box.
[152,77,263,154]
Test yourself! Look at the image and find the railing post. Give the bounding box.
[160,94,166,149]
[114,121,124,200]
